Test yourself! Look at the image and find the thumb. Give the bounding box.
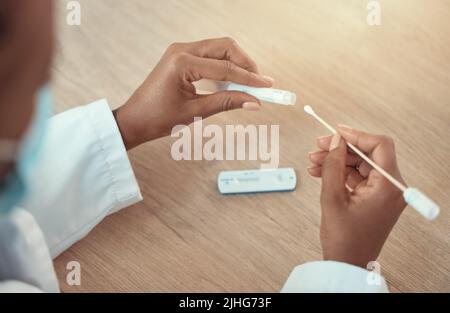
[320,134,349,210]
[192,91,260,117]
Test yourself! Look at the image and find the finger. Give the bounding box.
[337,125,387,153]
[357,160,372,178]
[307,166,322,177]
[316,135,357,156]
[184,37,261,74]
[316,135,333,150]
[320,134,349,210]
[191,90,260,117]
[337,125,397,171]
[346,168,365,189]
[309,149,371,179]
[308,150,361,167]
[186,55,273,87]
[308,165,362,181]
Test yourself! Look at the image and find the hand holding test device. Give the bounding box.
[195,80,297,106]
[224,83,297,106]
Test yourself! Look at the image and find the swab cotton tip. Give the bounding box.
[304,105,314,115]
[403,188,440,220]
[303,105,338,134]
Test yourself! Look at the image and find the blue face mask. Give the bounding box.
[0,86,52,215]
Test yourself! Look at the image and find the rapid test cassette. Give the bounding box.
[194,80,297,106]
[218,168,297,195]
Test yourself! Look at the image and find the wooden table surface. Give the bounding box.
[52,0,450,292]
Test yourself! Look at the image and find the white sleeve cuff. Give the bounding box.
[85,99,143,214]
[281,261,389,293]
[23,99,143,258]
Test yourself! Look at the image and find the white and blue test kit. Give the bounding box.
[218,168,297,195]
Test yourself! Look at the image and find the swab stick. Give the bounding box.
[304,105,440,221]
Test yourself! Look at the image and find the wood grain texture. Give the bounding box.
[52,0,450,292]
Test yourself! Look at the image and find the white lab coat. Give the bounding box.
[0,99,388,293]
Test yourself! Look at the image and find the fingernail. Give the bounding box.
[260,75,275,83]
[329,134,341,151]
[337,124,356,140]
[307,166,319,176]
[317,135,332,145]
[243,102,260,111]
[337,124,353,131]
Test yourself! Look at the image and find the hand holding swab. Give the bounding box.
[304,105,440,220]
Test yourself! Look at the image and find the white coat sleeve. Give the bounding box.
[281,261,389,293]
[0,281,42,293]
[21,99,143,258]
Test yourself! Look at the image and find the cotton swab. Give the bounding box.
[304,105,440,221]
[304,105,406,191]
